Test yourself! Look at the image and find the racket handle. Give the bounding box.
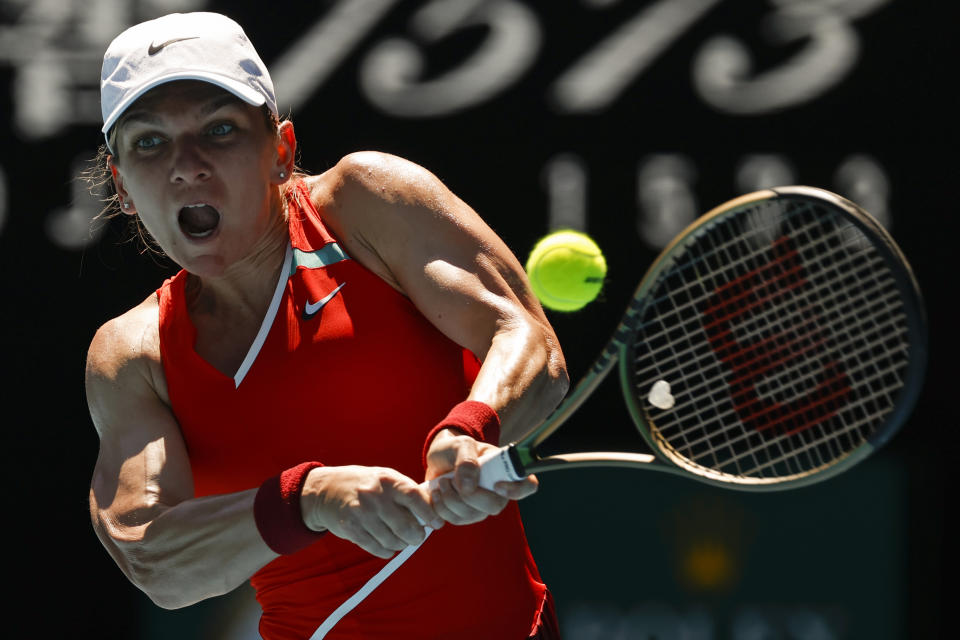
[416,446,525,529]
[476,445,525,489]
[423,445,525,492]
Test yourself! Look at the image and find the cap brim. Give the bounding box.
[101,71,268,136]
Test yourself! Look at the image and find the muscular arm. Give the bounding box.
[315,151,569,444]
[86,297,277,609]
[87,297,441,607]
[312,152,569,522]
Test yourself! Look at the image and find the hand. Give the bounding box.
[424,428,538,526]
[299,466,443,558]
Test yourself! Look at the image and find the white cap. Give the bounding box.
[100,12,277,151]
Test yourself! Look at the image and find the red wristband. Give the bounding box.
[254,461,326,555]
[421,400,501,469]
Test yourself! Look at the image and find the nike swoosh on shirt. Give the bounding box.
[148,37,199,56]
[303,282,346,320]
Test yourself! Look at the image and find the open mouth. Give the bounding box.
[178,203,221,239]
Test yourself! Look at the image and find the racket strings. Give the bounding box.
[673,350,907,457]
[680,373,907,477]
[693,206,905,476]
[633,210,883,339]
[641,269,904,402]
[720,204,908,470]
[720,378,910,476]
[633,214,904,396]
[645,269,906,425]
[631,200,913,480]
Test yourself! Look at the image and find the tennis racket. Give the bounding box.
[473,185,927,491]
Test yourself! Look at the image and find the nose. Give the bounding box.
[169,136,211,185]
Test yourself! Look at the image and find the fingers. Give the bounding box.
[350,500,424,558]
[302,466,441,557]
[429,474,538,526]
[392,484,445,531]
[425,431,541,525]
[430,474,510,525]
[432,439,502,525]
[452,452,480,494]
[493,475,539,501]
[340,520,403,559]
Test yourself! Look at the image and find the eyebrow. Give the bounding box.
[200,94,246,116]
[118,93,246,129]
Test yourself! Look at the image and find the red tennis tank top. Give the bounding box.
[157,183,546,639]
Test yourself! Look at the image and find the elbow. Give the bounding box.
[541,324,569,405]
[128,551,212,610]
[545,346,570,410]
[516,313,569,410]
[520,323,569,420]
[95,520,210,610]
[553,361,570,402]
[129,556,187,609]
[143,585,188,610]
[146,590,197,611]
[127,544,223,609]
[112,540,193,609]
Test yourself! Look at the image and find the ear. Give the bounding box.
[108,156,137,215]
[273,120,297,185]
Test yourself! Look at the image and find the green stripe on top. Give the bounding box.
[291,243,350,274]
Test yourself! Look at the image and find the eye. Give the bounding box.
[208,122,234,136]
[135,134,164,150]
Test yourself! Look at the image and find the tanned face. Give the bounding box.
[110,81,286,279]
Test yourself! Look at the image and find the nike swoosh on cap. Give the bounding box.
[303,282,346,320]
[148,37,200,56]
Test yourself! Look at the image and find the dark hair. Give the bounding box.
[81,104,290,255]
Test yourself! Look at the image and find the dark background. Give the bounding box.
[1,1,951,638]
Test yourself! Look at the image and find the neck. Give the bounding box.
[186,198,289,322]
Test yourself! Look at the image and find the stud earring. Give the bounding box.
[123,202,130,209]
[279,171,286,178]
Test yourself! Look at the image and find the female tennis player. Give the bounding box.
[85,12,567,640]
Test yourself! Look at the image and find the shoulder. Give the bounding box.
[86,293,168,427]
[330,150,436,186]
[87,293,161,373]
[306,151,448,215]
[301,152,454,289]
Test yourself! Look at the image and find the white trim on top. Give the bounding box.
[233,242,293,388]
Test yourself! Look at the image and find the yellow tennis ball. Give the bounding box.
[525,230,607,312]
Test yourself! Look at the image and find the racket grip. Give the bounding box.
[423,445,524,492]
[476,446,525,489]
[416,446,525,529]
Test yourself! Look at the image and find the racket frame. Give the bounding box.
[507,186,927,490]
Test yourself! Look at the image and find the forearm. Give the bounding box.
[425,322,555,517]
[94,488,276,609]
[467,319,569,444]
